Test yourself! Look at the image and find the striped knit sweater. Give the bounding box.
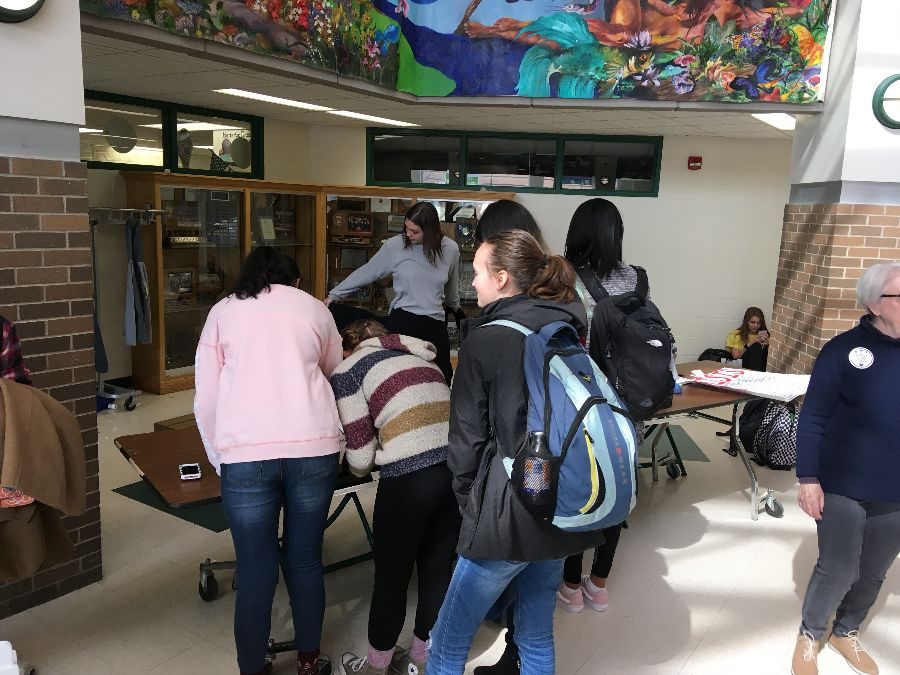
[330,334,451,478]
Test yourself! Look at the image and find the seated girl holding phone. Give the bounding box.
[725,306,770,371]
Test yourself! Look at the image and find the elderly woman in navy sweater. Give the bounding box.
[791,261,900,675]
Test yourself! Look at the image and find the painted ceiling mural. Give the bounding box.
[81,0,832,103]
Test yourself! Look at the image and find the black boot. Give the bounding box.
[473,642,520,675]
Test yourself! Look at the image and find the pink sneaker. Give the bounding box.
[580,575,609,612]
[555,583,584,613]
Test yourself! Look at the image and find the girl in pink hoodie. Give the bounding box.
[194,247,343,675]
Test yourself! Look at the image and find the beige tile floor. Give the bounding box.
[1,390,898,675]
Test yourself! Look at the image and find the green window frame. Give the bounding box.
[83,90,265,179]
[366,128,663,197]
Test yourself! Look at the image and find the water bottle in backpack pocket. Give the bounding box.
[482,319,638,532]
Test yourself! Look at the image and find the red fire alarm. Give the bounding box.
[688,156,702,170]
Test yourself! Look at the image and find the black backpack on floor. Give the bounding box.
[580,266,675,421]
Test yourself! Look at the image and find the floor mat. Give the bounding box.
[638,425,710,463]
[112,481,229,532]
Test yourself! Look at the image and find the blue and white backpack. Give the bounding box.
[484,319,638,532]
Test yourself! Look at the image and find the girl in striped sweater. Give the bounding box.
[330,320,460,675]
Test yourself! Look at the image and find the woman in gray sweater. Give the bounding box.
[326,202,459,384]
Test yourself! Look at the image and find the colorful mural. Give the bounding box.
[80,0,831,102]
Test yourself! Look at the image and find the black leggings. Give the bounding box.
[368,462,461,650]
[388,308,452,385]
[562,523,623,585]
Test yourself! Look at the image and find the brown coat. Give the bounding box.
[0,379,86,581]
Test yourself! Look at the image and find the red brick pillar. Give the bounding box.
[0,156,101,618]
[770,203,900,374]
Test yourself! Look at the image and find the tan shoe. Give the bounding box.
[828,631,879,674]
[791,631,819,675]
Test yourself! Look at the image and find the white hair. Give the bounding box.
[857,261,900,312]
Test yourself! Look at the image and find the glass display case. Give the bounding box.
[123,172,512,393]
[159,186,242,375]
[250,191,316,294]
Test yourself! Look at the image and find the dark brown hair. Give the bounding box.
[484,230,576,304]
[403,202,444,266]
[341,319,388,352]
[738,306,768,344]
[475,200,547,250]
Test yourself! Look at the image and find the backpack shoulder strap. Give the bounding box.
[630,265,649,302]
[576,267,609,302]
[481,319,532,335]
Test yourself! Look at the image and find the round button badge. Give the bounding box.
[848,347,874,369]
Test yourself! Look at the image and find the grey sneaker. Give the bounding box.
[389,647,425,675]
[341,652,386,675]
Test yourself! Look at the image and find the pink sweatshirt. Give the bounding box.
[194,284,344,472]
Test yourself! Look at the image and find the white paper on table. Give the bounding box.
[685,367,810,402]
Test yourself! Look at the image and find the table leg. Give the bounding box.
[729,401,769,521]
[650,422,668,482]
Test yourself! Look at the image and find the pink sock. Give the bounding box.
[411,636,428,664]
[367,645,394,670]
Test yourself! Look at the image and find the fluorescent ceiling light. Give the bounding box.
[751,113,796,131]
[85,105,157,118]
[79,128,103,134]
[213,88,333,112]
[129,146,164,153]
[326,110,419,127]
[140,122,244,131]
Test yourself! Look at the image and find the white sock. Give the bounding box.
[584,577,604,594]
[561,583,580,596]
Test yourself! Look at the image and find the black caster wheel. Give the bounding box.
[124,396,137,411]
[765,497,784,519]
[666,463,680,479]
[199,573,219,601]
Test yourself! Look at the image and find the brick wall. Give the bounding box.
[770,203,900,374]
[0,156,101,619]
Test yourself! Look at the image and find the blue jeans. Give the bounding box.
[427,557,564,675]
[220,454,338,673]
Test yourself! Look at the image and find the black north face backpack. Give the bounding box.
[580,266,675,421]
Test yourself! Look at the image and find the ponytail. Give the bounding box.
[529,255,576,303]
[484,230,576,304]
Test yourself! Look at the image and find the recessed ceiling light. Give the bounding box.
[751,113,796,131]
[326,110,419,127]
[79,128,103,134]
[85,105,157,118]
[213,88,333,112]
